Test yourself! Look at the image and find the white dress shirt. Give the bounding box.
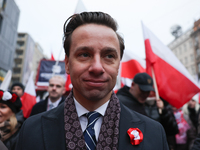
[74,97,109,140]
[47,97,62,111]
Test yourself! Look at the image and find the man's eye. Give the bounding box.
[106,54,114,59]
[80,53,89,57]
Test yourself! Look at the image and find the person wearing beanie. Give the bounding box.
[10,83,24,98]
[10,82,25,127]
[0,90,22,150]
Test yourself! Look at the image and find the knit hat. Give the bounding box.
[10,82,25,92]
[0,90,22,113]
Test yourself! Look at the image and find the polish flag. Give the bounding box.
[65,74,72,91]
[51,52,55,61]
[21,72,36,118]
[120,51,146,87]
[142,23,200,108]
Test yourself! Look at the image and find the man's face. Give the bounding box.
[188,99,196,109]
[11,86,24,98]
[131,83,150,104]
[65,24,121,107]
[48,78,65,102]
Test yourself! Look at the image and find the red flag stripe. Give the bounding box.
[21,93,36,118]
[121,59,145,78]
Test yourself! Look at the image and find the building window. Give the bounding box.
[18,33,25,38]
[198,63,200,73]
[196,49,200,56]
[185,57,188,64]
[16,50,23,55]
[12,77,20,82]
[191,66,196,75]
[184,44,187,52]
[195,36,199,47]
[190,54,194,62]
[17,41,24,47]
[190,40,193,48]
[13,68,21,74]
[180,59,183,64]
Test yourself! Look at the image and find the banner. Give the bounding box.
[35,59,66,90]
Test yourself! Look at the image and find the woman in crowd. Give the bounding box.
[0,90,22,150]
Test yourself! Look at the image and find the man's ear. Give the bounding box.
[65,55,70,74]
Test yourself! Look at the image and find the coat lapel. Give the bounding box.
[41,103,66,150]
[118,103,145,150]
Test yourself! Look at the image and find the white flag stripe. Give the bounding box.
[0,70,12,91]
[24,72,36,96]
[122,50,146,68]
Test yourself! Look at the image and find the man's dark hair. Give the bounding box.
[63,11,125,59]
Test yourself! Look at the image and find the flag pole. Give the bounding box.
[151,66,162,114]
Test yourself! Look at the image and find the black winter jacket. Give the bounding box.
[116,85,179,136]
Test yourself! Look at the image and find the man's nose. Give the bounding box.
[88,55,105,75]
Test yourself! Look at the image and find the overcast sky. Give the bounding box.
[15,0,200,60]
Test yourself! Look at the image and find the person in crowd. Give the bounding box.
[10,83,24,99]
[173,106,190,150]
[192,132,200,150]
[15,11,169,150]
[0,90,22,150]
[30,75,66,116]
[10,83,25,125]
[183,94,200,149]
[116,72,179,149]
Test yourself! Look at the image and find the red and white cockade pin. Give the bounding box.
[127,128,143,145]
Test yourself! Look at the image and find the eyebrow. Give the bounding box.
[75,46,118,53]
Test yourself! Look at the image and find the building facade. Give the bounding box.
[191,19,200,79]
[12,33,45,85]
[0,0,20,84]
[168,29,196,79]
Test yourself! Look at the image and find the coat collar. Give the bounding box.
[41,103,66,150]
[118,103,145,150]
[40,97,146,150]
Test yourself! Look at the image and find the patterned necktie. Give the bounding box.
[48,103,54,110]
[84,111,101,150]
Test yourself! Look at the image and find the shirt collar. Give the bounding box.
[73,97,109,117]
[48,97,62,106]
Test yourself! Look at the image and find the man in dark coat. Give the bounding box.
[30,75,66,116]
[117,73,178,148]
[15,12,169,150]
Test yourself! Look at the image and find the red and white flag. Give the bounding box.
[65,74,72,91]
[142,23,200,108]
[21,72,36,118]
[51,52,55,61]
[120,51,146,87]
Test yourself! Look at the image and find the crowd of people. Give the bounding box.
[0,11,200,150]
